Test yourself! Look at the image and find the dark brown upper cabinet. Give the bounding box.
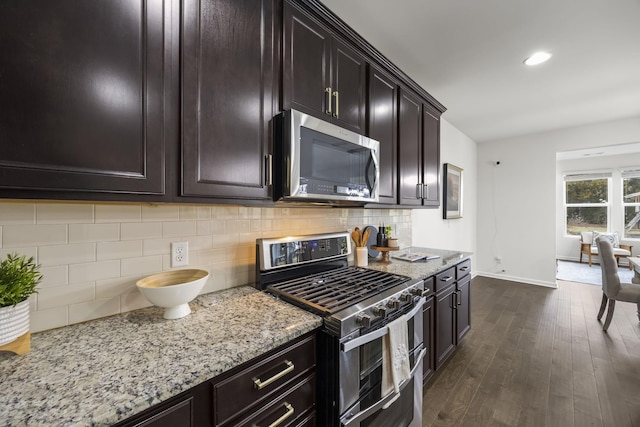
[181,0,276,200]
[367,66,398,205]
[398,87,441,207]
[0,0,174,197]
[283,0,366,134]
[422,102,441,206]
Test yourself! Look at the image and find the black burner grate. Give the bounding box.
[267,266,411,316]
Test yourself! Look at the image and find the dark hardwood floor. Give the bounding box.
[423,276,640,427]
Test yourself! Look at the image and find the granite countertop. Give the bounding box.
[0,286,322,426]
[366,246,472,281]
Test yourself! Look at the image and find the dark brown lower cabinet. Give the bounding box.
[456,275,471,342]
[422,295,435,385]
[431,259,472,374]
[114,332,316,427]
[435,283,457,370]
[131,396,195,427]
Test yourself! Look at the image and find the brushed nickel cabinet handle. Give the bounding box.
[457,290,462,306]
[253,360,294,390]
[264,402,294,427]
[325,87,332,115]
[265,154,272,186]
[333,91,339,117]
[460,266,469,271]
[440,276,453,282]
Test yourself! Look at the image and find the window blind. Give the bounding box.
[564,172,612,182]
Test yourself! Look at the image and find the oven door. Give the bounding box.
[339,298,425,427]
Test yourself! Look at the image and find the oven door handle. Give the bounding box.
[341,297,425,353]
[340,346,427,427]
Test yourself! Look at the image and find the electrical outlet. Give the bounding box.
[171,241,189,268]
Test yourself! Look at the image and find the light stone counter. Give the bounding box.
[0,286,322,426]
[366,247,472,282]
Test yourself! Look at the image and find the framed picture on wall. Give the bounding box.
[443,163,463,219]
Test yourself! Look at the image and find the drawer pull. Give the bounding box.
[440,276,453,282]
[253,360,295,390]
[460,266,469,271]
[263,402,294,427]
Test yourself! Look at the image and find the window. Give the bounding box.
[622,170,640,238]
[564,173,610,235]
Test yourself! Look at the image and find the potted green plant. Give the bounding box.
[0,253,42,352]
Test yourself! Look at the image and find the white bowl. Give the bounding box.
[136,269,209,319]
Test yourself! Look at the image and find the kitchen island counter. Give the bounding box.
[0,286,321,426]
[366,247,472,281]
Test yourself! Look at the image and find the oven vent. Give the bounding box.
[323,317,341,336]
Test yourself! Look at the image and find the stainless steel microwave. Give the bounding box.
[274,109,380,204]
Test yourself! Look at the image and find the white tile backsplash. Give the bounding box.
[97,240,142,261]
[36,203,94,224]
[2,224,67,248]
[141,205,180,222]
[162,220,197,237]
[69,223,120,243]
[39,243,96,267]
[95,204,141,223]
[0,202,36,224]
[0,200,412,332]
[121,222,163,240]
[69,260,121,283]
[120,255,163,276]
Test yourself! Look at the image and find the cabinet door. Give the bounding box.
[368,66,398,204]
[133,397,193,427]
[435,285,456,370]
[283,0,331,120]
[397,89,423,206]
[0,0,170,195]
[331,38,366,134]
[182,0,274,199]
[422,296,435,385]
[456,275,471,342]
[422,103,441,206]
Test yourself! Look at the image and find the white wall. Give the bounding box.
[477,116,640,287]
[556,152,640,262]
[412,119,477,258]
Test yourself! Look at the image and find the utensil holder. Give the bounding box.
[356,247,368,267]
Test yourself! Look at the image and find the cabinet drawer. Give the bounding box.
[214,335,316,426]
[232,374,316,427]
[456,259,471,279]
[434,267,456,293]
[422,275,435,297]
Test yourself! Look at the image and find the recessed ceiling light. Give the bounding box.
[524,51,552,66]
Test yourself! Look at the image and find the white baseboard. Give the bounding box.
[476,271,558,289]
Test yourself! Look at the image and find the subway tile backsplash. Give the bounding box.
[0,201,412,332]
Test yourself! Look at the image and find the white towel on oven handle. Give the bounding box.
[381,314,411,396]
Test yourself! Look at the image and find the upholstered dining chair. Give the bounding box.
[596,237,640,331]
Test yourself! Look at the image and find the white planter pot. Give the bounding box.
[0,300,30,346]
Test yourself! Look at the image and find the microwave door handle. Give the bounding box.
[341,297,425,353]
[365,151,377,195]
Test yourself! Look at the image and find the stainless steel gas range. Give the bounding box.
[256,232,426,427]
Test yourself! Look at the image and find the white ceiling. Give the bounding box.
[320,0,640,143]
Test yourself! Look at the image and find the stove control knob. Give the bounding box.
[356,313,372,328]
[387,298,400,310]
[373,305,387,318]
[409,286,423,297]
[399,292,412,302]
